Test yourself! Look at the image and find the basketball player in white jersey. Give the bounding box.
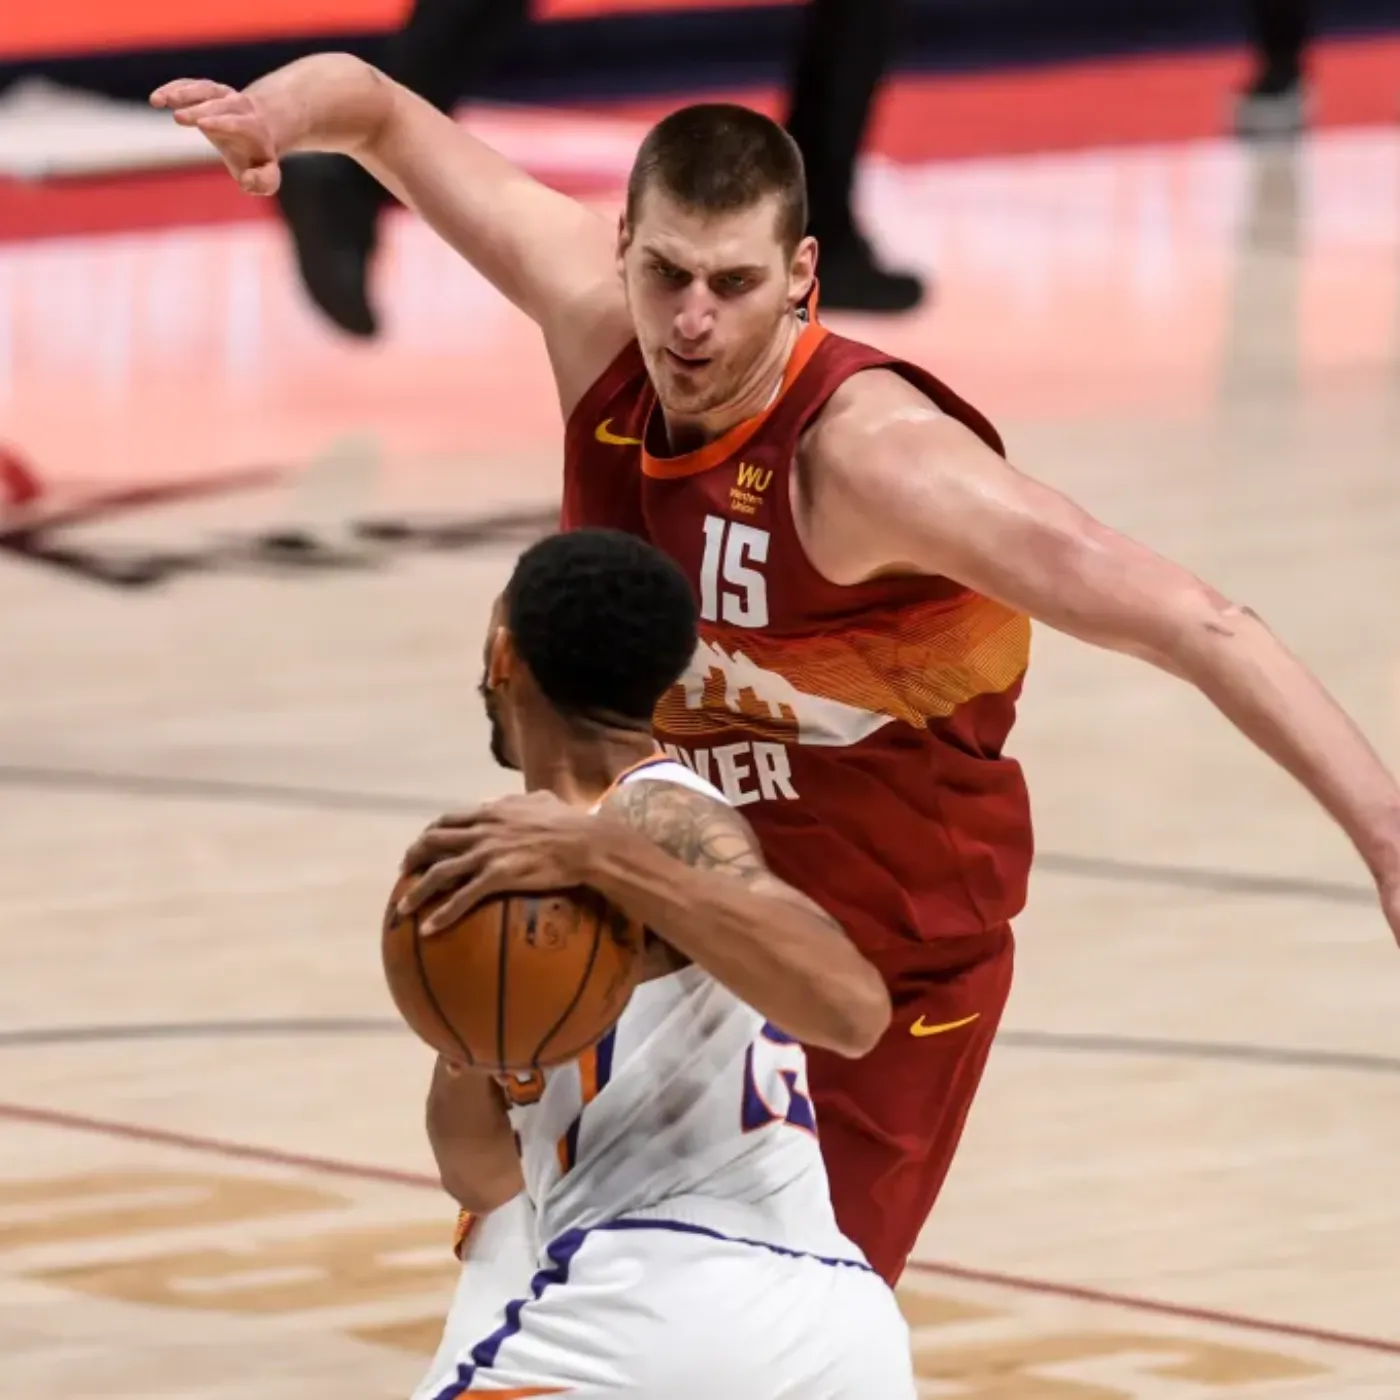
[398,526,914,1399]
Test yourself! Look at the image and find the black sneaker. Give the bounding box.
[814,235,927,314]
[276,153,383,339]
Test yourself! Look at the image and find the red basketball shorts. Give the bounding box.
[805,925,1014,1284]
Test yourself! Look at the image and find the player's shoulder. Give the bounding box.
[798,365,953,492]
[601,762,766,869]
[812,365,949,443]
[609,758,733,815]
[801,335,1005,465]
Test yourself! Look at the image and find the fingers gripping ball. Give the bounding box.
[383,876,645,1073]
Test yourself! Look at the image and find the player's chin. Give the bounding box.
[658,366,731,415]
[488,726,519,772]
[659,350,718,389]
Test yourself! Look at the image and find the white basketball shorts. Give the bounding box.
[414,1210,915,1399]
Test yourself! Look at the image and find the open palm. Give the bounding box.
[149,79,283,196]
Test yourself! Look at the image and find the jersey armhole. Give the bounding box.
[563,338,647,442]
[789,352,1007,462]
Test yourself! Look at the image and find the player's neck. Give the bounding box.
[659,314,801,454]
[522,727,661,807]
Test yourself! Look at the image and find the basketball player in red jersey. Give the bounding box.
[154,62,1400,1284]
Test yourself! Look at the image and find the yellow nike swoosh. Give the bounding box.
[595,419,642,447]
[910,1012,981,1038]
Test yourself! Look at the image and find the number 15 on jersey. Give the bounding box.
[700,515,770,629]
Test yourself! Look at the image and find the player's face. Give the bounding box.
[619,189,815,417]
[479,598,520,772]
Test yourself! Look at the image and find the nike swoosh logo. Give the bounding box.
[595,419,642,447]
[910,1012,981,1038]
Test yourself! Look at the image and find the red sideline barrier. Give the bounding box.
[0,0,791,62]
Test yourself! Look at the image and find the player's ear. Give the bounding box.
[487,625,515,689]
[788,234,817,311]
[616,212,632,271]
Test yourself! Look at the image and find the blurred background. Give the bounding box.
[2,4,1400,1399]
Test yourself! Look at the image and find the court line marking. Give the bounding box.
[907,1258,1400,1359]
[2,1017,1399,1077]
[0,761,1379,909]
[0,1097,1396,1359]
[0,1099,432,1190]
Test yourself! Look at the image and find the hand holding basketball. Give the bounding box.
[384,794,645,1073]
[149,80,284,195]
[399,792,601,934]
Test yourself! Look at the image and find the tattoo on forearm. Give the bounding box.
[605,780,839,927]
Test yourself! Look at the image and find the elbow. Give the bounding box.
[1151,586,1258,681]
[819,963,892,1059]
[437,1157,523,1216]
[355,63,400,157]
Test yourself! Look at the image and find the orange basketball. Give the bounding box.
[382,874,645,1073]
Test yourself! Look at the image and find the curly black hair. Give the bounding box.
[504,528,699,724]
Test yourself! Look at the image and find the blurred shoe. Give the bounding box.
[276,153,383,339]
[814,232,927,314]
[1235,72,1309,140]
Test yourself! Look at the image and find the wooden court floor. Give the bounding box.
[2,127,1399,1397]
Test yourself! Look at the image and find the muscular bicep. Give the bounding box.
[813,379,1226,667]
[601,780,840,926]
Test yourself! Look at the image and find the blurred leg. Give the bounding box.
[277,0,532,338]
[1245,0,1309,89]
[1236,0,1311,139]
[784,0,926,313]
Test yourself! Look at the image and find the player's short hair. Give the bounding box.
[504,528,699,724]
[626,102,808,254]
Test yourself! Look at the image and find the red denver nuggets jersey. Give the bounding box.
[561,320,1033,950]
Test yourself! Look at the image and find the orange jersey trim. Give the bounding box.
[593,751,670,807]
[640,320,829,480]
[451,1208,477,1259]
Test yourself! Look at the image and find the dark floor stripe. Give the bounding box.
[0,761,1378,910]
[2,1016,1396,1076]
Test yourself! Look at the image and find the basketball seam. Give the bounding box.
[532,895,605,1066]
[409,907,475,1067]
[495,898,510,1073]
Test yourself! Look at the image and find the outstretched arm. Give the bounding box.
[808,370,1400,934]
[151,56,629,413]
[400,787,892,1058]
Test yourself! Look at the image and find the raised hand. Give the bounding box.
[150,79,283,195]
[398,793,600,935]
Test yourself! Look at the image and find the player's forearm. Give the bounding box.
[425,1057,524,1213]
[1170,603,1400,882]
[587,829,891,1057]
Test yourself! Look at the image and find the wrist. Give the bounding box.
[582,819,643,900]
[251,54,386,157]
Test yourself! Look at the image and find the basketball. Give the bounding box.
[382,875,646,1073]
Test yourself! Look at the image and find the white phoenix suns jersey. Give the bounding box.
[498,756,866,1265]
